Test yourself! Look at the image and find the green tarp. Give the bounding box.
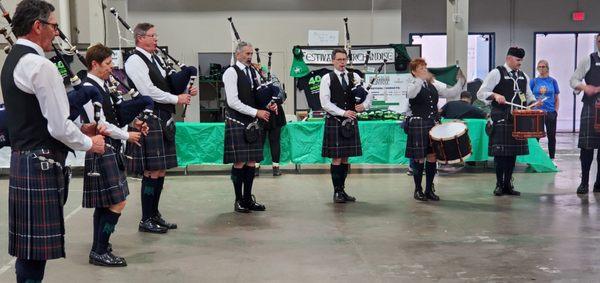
[175,119,558,173]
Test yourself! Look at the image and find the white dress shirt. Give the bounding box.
[125,46,178,105]
[406,77,465,99]
[81,73,129,141]
[319,68,370,117]
[570,51,600,91]
[12,38,92,151]
[477,63,535,104]
[222,61,261,117]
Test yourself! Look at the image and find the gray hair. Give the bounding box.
[235,41,252,54]
[134,23,154,44]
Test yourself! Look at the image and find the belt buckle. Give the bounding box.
[40,161,50,171]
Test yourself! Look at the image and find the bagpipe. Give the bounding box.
[351,59,387,104]
[0,1,14,54]
[106,74,155,127]
[228,17,282,109]
[0,104,9,149]
[109,7,197,118]
[343,17,353,68]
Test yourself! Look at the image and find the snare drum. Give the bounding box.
[429,122,472,164]
[512,109,545,140]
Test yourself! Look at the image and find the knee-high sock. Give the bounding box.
[494,156,505,186]
[15,259,46,283]
[425,161,437,193]
[96,209,121,254]
[504,156,517,188]
[92,208,103,252]
[581,149,594,185]
[341,163,349,188]
[243,165,256,202]
[141,177,157,221]
[330,164,344,191]
[154,176,165,216]
[412,161,425,190]
[231,166,244,201]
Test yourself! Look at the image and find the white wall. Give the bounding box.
[127,7,402,120]
[402,0,600,77]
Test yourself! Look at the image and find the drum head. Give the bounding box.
[429,122,467,141]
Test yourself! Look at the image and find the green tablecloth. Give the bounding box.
[175,119,558,173]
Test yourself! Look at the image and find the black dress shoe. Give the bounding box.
[340,188,356,202]
[333,191,346,203]
[494,183,504,196]
[414,187,427,201]
[503,183,521,196]
[234,200,250,213]
[273,167,282,176]
[424,184,440,201]
[577,183,589,194]
[153,214,178,229]
[138,219,168,234]
[89,251,127,267]
[245,195,266,211]
[594,183,600,193]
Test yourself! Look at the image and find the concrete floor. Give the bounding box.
[0,133,598,282]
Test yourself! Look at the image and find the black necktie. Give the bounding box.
[245,67,254,88]
[151,55,163,70]
[340,72,348,89]
[510,70,518,80]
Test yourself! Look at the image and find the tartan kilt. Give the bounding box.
[8,149,68,260]
[405,117,436,159]
[322,116,362,158]
[223,119,264,164]
[578,102,600,149]
[488,121,529,156]
[82,143,129,208]
[125,127,145,175]
[126,109,178,174]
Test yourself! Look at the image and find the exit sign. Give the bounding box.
[572,11,585,21]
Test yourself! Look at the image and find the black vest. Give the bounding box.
[227,65,258,122]
[409,81,439,119]
[491,66,528,119]
[328,71,356,111]
[0,44,69,152]
[83,78,123,149]
[583,52,600,105]
[85,78,120,126]
[128,50,175,114]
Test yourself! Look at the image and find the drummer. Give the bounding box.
[405,58,465,201]
[477,47,540,196]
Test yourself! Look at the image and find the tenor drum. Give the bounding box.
[429,122,472,164]
[512,109,545,140]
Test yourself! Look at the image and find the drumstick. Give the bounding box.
[505,102,527,109]
[526,97,548,109]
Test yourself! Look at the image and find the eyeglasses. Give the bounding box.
[143,34,159,39]
[38,19,59,31]
[537,66,548,69]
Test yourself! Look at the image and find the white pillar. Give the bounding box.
[58,0,70,39]
[88,0,104,44]
[446,0,469,77]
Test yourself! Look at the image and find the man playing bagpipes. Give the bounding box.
[0,1,106,281]
[124,22,197,233]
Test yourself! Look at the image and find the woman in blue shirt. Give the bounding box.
[530,60,560,159]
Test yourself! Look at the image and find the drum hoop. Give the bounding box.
[430,127,468,141]
[439,153,472,164]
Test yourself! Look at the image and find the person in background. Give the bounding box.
[441,91,487,119]
[530,60,559,160]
